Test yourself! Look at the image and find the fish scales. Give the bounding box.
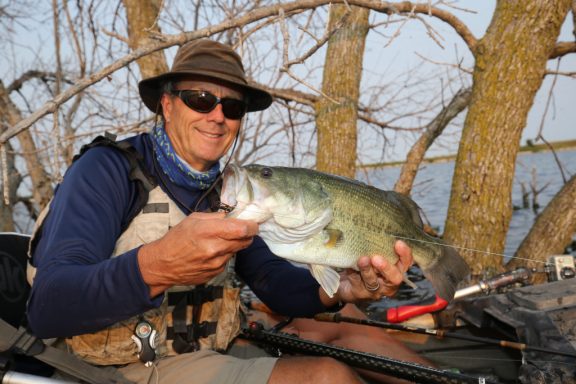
[311,171,434,259]
[221,164,470,301]
[314,175,411,263]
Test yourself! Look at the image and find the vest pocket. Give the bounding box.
[66,320,140,365]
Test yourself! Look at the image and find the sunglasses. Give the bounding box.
[171,90,247,120]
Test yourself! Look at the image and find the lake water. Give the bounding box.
[358,149,576,314]
[358,149,576,258]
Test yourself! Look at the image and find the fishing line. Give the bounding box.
[193,128,241,212]
[391,235,548,265]
[402,351,576,369]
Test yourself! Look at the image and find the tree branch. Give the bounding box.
[394,87,472,195]
[508,173,576,279]
[7,71,60,93]
[549,41,576,59]
[269,87,318,106]
[0,0,477,144]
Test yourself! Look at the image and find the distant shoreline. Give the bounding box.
[361,139,576,169]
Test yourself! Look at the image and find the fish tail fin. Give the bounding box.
[421,244,470,302]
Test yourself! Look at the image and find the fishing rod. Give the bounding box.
[380,268,533,323]
[240,322,498,384]
[453,267,532,299]
[313,312,576,359]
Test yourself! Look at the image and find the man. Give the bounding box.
[27,39,413,384]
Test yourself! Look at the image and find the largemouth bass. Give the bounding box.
[220,164,469,301]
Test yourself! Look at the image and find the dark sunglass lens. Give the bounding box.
[221,99,246,120]
[185,91,218,112]
[176,90,246,119]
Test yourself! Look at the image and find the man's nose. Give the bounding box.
[206,103,226,123]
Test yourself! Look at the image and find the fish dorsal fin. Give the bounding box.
[309,264,340,298]
[386,191,424,229]
[323,228,343,249]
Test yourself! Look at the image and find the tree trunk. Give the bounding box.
[507,174,576,282]
[122,0,168,79]
[0,81,52,211]
[443,0,571,277]
[0,139,20,232]
[315,5,369,178]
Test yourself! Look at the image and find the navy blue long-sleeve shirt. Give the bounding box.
[27,133,325,338]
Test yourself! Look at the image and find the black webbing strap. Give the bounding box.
[0,319,133,384]
[167,286,223,354]
[166,322,218,344]
[73,133,157,193]
[167,286,224,307]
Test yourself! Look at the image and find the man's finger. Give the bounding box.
[219,218,259,239]
[394,240,413,273]
[358,256,380,292]
[372,255,403,287]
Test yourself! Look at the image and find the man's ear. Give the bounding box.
[160,93,173,123]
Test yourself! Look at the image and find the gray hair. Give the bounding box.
[154,81,174,119]
[162,81,174,95]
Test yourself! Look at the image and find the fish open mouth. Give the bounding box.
[220,164,253,215]
[220,164,273,222]
[220,164,239,211]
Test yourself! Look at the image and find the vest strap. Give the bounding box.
[167,285,224,354]
[167,321,218,340]
[167,286,224,306]
[167,321,218,353]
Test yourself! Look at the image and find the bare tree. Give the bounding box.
[122,0,168,79]
[0,78,53,211]
[314,5,369,178]
[443,0,573,276]
[507,174,576,281]
[0,0,574,280]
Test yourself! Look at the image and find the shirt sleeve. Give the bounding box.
[27,146,162,338]
[235,237,328,318]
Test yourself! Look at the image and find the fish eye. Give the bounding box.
[261,167,273,178]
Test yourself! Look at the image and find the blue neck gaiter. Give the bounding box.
[150,123,220,190]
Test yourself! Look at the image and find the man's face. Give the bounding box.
[160,79,243,172]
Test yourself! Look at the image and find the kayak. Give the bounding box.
[2,232,575,384]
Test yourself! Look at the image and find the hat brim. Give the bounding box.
[139,71,272,114]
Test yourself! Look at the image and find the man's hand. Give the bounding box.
[321,240,414,306]
[137,212,258,297]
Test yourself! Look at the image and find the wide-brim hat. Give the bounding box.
[139,39,272,113]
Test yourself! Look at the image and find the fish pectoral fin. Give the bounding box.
[309,264,340,298]
[323,228,343,249]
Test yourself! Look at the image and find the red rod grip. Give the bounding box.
[386,295,448,323]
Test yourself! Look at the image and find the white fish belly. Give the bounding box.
[263,232,359,269]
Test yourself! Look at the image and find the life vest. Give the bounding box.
[28,135,241,366]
